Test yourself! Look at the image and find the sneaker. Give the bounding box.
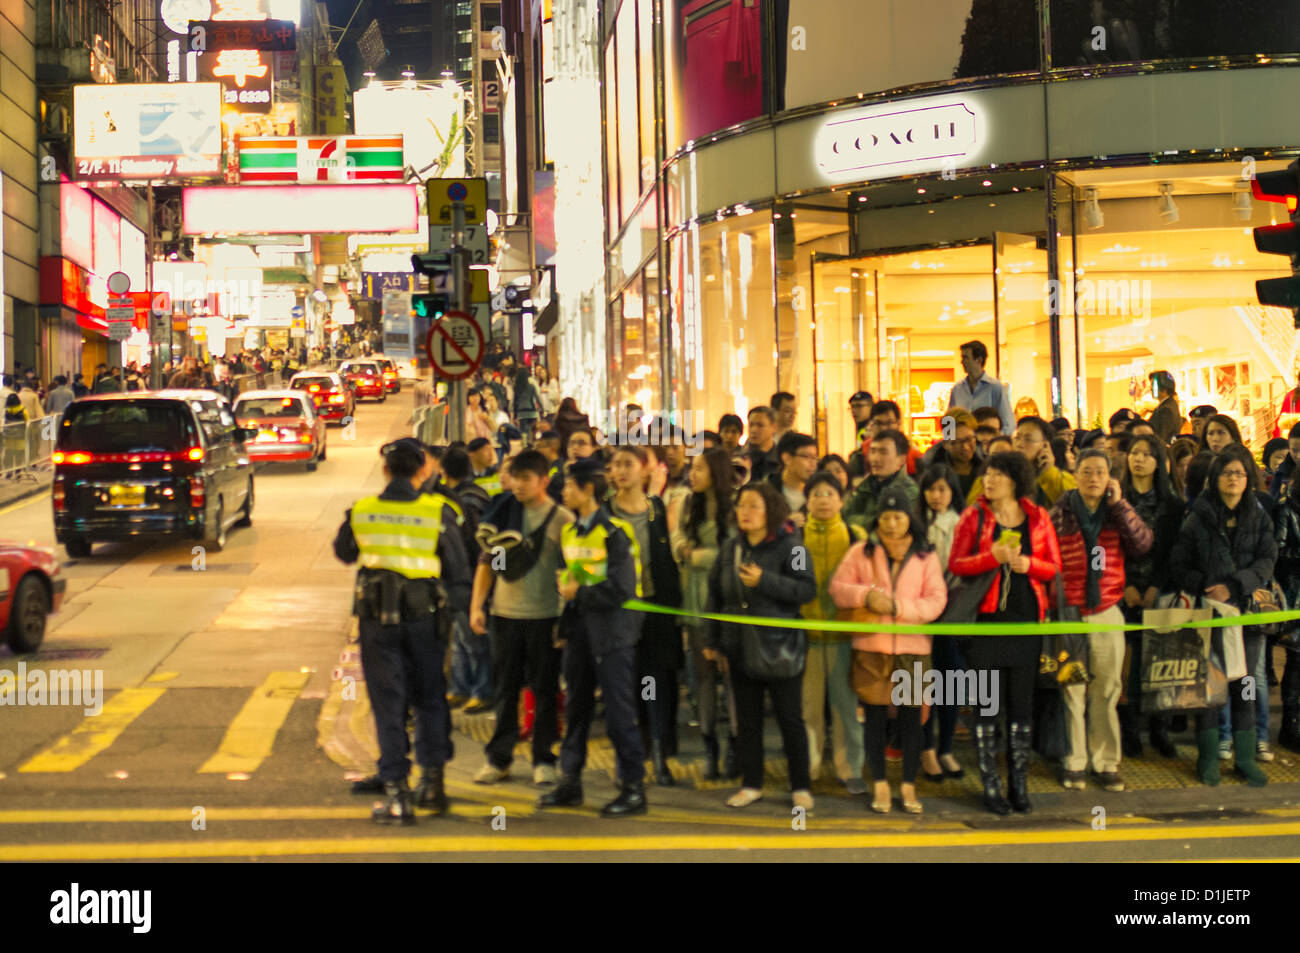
[1218,739,1233,761]
[1257,741,1276,762]
[1094,770,1125,793]
[533,763,558,785]
[1060,769,1087,790]
[473,763,509,784]
[885,746,903,763]
[843,777,868,796]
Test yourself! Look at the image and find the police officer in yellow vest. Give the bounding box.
[333,437,471,824]
[539,457,648,816]
[468,437,504,497]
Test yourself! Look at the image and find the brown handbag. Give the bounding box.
[852,650,895,705]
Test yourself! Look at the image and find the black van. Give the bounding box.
[53,391,256,558]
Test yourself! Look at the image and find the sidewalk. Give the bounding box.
[0,466,52,510]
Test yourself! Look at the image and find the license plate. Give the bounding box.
[110,484,145,506]
[257,429,278,442]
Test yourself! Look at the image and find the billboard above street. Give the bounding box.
[353,82,464,180]
[237,135,405,183]
[181,184,420,234]
[73,83,223,180]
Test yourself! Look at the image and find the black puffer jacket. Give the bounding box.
[1123,486,1185,594]
[705,523,817,657]
[1168,492,1277,610]
[1273,487,1300,602]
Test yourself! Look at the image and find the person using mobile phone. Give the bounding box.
[949,451,1062,816]
[1049,449,1153,794]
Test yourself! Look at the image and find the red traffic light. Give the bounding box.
[1251,159,1300,213]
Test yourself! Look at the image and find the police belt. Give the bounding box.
[356,568,444,626]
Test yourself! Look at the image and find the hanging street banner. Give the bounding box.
[238,135,405,183]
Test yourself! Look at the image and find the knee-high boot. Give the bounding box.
[975,722,1011,816]
[1008,722,1033,814]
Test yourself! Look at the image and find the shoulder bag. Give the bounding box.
[731,544,806,681]
[939,507,997,623]
[1039,570,1090,689]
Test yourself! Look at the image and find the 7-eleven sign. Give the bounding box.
[238,136,405,183]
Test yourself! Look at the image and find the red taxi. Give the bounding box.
[373,356,401,393]
[289,371,354,423]
[339,360,386,402]
[1,543,66,654]
[232,390,327,471]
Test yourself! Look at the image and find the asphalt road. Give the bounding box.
[3,386,1300,862]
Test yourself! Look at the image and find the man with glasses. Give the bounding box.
[966,415,1076,506]
[771,432,820,525]
[948,340,1015,435]
[548,427,599,503]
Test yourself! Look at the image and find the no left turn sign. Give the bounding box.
[426,311,485,380]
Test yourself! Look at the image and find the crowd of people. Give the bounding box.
[421,338,1300,816]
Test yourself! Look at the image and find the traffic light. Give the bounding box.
[412,292,450,320]
[1252,159,1300,322]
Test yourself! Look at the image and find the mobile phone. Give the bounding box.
[997,530,1021,549]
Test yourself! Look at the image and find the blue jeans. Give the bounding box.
[448,610,493,700]
[1219,632,1268,740]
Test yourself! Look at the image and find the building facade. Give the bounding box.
[600,0,1300,453]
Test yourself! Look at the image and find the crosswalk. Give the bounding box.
[15,671,309,777]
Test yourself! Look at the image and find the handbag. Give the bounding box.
[1140,594,1227,712]
[731,545,806,680]
[940,508,997,623]
[1203,597,1248,681]
[1039,571,1090,689]
[1249,580,1288,639]
[851,650,894,705]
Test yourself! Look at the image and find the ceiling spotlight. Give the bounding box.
[1232,182,1253,221]
[1083,187,1104,230]
[1157,182,1179,225]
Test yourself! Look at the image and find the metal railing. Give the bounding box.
[0,414,61,483]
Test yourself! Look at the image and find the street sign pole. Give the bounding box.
[449,196,467,444]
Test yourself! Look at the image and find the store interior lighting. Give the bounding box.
[1157,183,1179,224]
[1232,183,1253,221]
[1083,188,1104,230]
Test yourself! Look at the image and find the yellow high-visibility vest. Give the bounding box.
[474,473,504,497]
[349,493,446,579]
[560,514,642,595]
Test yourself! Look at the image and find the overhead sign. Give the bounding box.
[189,19,294,50]
[427,177,487,225]
[182,184,420,234]
[238,135,404,183]
[426,311,484,380]
[315,64,348,134]
[354,82,464,180]
[428,223,489,263]
[363,272,427,299]
[199,46,273,113]
[73,83,222,180]
[814,98,982,182]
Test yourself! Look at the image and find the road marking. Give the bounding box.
[4,819,1300,861]
[0,489,50,518]
[198,671,311,774]
[18,686,167,773]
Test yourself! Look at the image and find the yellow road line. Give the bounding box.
[18,686,167,773]
[6,819,1300,861]
[198,672,310,774]
[0,489,50,518]
[0,804,505,824]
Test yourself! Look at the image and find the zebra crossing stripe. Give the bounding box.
[18,686,167,773]
[198,671,310,774]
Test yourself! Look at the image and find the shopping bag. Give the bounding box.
[1203,598,1247,681]
[1139,601,1227,713]
[1038,571,1090,689]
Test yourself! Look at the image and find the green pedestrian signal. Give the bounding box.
[413,293,450,319]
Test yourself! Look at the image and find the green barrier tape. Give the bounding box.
[621,599,1300,637]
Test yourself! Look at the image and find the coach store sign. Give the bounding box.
[814,99,981,181]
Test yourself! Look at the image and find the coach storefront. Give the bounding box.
[601,0,1300,452]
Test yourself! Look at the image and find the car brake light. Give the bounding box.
[189,475,205,508]
[309,384,320,392]
[300,433,313,443]
[53,477,66,512]
[187,447,204,462]
[53,451,93,465]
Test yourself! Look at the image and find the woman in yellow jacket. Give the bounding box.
[800,472,868,794]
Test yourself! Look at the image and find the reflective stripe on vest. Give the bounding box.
[349,494,445,579]
[474,474,504,497]
[560,516,642,596]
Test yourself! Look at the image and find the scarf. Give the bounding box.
[1067,490,1105,610]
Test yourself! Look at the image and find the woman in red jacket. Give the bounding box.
[949,451,1063,815]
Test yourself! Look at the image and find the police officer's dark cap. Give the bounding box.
[849,391,873,404]
[381,437,427,471]
[567,456,604,482]
[467,437,492,453]
[1189,405,1217,419]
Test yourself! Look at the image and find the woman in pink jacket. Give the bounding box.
[830,490,948,814]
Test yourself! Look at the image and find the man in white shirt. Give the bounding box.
[947,340,1015,435]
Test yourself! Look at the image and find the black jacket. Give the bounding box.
[333,477,472,612]
[747,443,781,484]
[1122,485,1185,594]
[1168,492,1277,610]
[612,494,682,608]
[704,523,817,656]
[1273,487,1300,599]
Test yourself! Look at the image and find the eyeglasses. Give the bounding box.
[952,436,976,446]
[1219,469,1248,480]
[795,452,819,462]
